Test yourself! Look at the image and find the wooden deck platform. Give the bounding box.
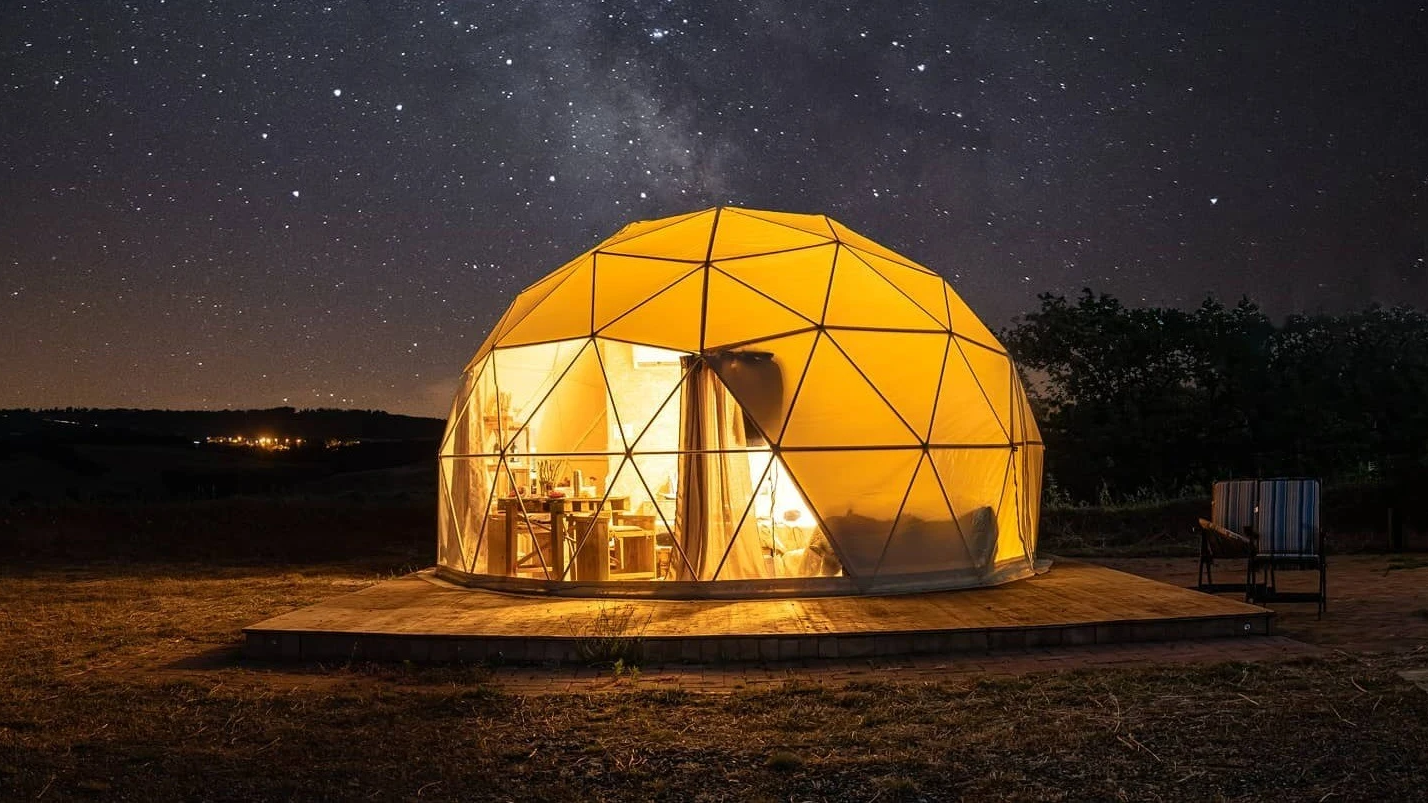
[243,560,1272,663]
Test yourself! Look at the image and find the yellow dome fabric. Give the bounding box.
[439,207,1043,597]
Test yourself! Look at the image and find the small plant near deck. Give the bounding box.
[570,602,651,667]
[611,657,642,682]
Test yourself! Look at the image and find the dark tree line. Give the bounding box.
[1004,290,1428,505]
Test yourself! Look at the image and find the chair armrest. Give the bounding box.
[1198,518,1256,558]
[1198,518,1252,546]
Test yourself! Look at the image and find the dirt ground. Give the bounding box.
[1099,553,1428,652]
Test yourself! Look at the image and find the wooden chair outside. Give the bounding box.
[1196,479,1259,595]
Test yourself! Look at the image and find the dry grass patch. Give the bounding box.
[2,566,1428,801]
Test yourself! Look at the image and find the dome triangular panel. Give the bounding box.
[499,258,596,347]
[713,245,836,323]
[825,247,945,332]
[827,329,948,442]
[704,268,817,349]
[874,454,973,578]
[781,333,921,448]
[592,255,698,331]
[598,268,703,352]
[728,208,838,240]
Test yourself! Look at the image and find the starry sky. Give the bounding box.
[3,1,1426,416]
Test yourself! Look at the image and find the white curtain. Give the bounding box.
[675,357,764,580]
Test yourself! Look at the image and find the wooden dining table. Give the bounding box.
[493,495,629,579]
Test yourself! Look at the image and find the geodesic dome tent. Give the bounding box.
[438,207,1043,597]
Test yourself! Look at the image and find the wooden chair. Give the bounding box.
[1196,517,1257,594]
[513,512,560,578]
[610,511,657,576]
[563,510,652,581]
[1196,480,1259,596]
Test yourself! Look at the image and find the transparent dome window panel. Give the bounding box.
[439,456,496,575]
[443,358,503,459]
[669,451,765,581]
[499,343,615,469]
[623,452,696,581]
[742,449,841,579]
[437,461,466,571]
[553,456,659,582]
[488,339,590,455]
[600,340,688,454]
[439,359,484,455]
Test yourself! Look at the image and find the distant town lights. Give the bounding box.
[205,434,360,451]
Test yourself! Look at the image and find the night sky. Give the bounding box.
[3,2,1426,416]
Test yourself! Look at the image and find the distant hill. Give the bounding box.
[0,408,444,504]
[0,407,444,442]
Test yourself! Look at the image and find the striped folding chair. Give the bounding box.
[1250,478,1326,614]
[1213,480,1259,535]
[1197,480,1260,594]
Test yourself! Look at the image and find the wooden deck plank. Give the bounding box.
[246,560,1270,664]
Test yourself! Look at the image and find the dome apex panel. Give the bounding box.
[600,208,712,250]
[709,207,834,260]
[597,208,717,260]
[726,208,838,240]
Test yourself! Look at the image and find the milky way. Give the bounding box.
[3,1,1425,414]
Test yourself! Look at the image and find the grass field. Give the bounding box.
[2,558,1427,801]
